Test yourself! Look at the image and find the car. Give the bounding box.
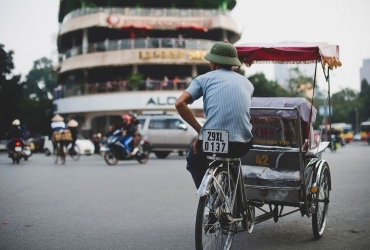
[137,113,205,159]
[353,133,361,141]
[0,140,7,152]
[43,135,95,156]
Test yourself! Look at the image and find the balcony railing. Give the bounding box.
[63,38,214,61]
[55,78,193,100]
[62,7,230,24]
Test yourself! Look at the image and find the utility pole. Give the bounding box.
[354,107,359,133]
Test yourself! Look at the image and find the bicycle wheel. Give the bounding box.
[60,146,66,165]
[53,148,59,164]
[195,165,237,250]
[312,163,330,239]
[70,145,81,161]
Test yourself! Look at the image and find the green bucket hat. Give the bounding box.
[204,42,242,67]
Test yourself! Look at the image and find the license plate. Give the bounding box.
[202,130,229,154]
[15,146,22,152]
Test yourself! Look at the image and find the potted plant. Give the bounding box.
[127,73,144,90]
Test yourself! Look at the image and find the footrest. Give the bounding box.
[249,200,264,207]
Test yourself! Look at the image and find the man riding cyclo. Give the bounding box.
[50,114,68,154]
[175,41,254,189]
[66,119,79,155]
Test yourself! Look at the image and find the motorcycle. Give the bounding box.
[8,139,25,164]
[23,139,33,161]
[100,130,151,166]
[330,134,338,151]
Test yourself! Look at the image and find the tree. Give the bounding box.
[248,72,292,97]
[23,57,57,100]
[127,73,144,90]
[287,67,311,97]
[330,88,360,128]
[0,44,22,139]
[20,57,57,136]
[359,79,370,121]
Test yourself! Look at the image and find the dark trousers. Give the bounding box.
[186,140,252,189]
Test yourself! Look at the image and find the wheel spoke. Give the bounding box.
[197,167,237,249]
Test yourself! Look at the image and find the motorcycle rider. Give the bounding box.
[120,114,137,156]
[130,113,141,155]
[6,119,24,157]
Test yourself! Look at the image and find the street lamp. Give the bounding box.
[354,107,359,133]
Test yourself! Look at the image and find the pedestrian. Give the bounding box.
[67,119,79,155]
[146,76,154,90]
[173,76,179,90]
[161,76,169,90]
[175,41,254,188]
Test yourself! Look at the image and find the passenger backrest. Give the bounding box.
[250,117,300,148]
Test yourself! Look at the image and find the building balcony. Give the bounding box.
[62,7,231,24]
[63,38,214,60]
[59,38,213,73]
[58,7,241,44]
[55,78,192,100]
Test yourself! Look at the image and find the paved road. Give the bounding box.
[0,142,369,250]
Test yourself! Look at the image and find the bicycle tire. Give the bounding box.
[60,146,66,165]
[53,148,59,164]
[195,165,237,250]
[70,145,81,161]
[312,163,330,239]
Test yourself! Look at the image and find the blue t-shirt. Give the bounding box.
[186,69,254,142]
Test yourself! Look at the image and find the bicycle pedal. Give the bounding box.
[248,200,264,207]
[225,214,243,223]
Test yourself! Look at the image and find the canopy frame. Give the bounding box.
[235,42,342,147]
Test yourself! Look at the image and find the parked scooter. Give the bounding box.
[100,130,150,165]
[23,139,33,161]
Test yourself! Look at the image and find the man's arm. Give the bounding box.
[175,92,202,134]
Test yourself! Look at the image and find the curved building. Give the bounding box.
[56,0,241,136]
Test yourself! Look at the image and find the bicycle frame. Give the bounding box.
[197,155,251,232]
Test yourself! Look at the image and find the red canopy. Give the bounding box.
[175,24,208,33]
[236,42,341,69]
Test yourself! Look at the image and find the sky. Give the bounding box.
[0,0,369,93]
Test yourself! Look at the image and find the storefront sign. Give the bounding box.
[139,50,207,60]
[123,19,212,28]
[146,96,177,106]
[107,14,120,25]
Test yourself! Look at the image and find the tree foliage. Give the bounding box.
[248,72,292,97]
[0,45,56,139]
[287,67,317,98]
[24,57,57,100]
[359,79,370,122]
[0,44,22,139]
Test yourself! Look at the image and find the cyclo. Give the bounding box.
[52,129,77,164]
[195,42,341,249]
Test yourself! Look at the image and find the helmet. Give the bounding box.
[12,119,20,126]
[204,41,242,67]
[122,114,131,121]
